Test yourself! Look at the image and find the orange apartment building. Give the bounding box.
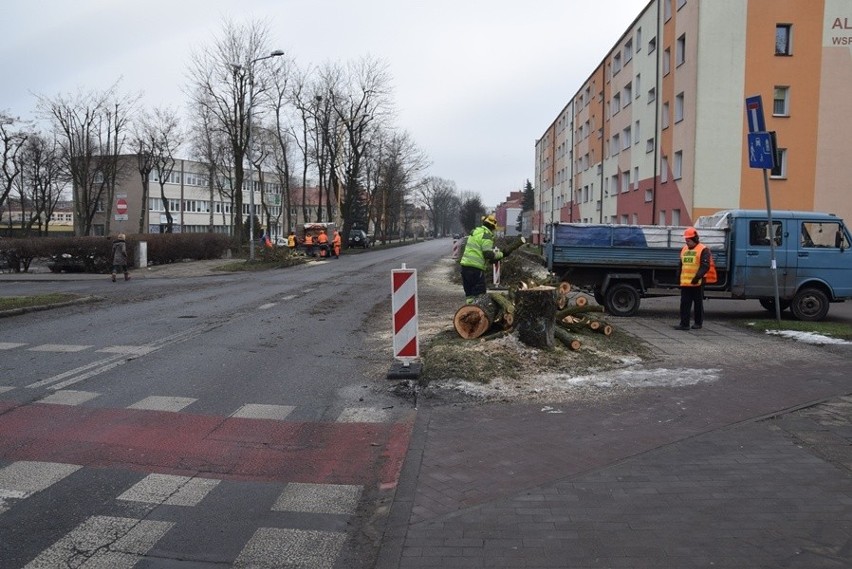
[534,0,852,243]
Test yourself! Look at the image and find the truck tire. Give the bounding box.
[790,287,830,321]
[604,283,641,317]
[758,297,791,313]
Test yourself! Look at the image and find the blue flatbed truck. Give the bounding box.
[544,209,852,321]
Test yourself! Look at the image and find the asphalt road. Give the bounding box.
[0,240,449,568]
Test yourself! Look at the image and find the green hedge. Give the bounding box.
[0,233,232,273]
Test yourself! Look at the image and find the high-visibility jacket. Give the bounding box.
[332,232,341,247]
[680,243,714,286]
[304,235,313,245]
[460,225,502,271]
[287,234,296,248]
[317,232,329,244]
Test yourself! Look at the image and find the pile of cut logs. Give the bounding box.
[452,281,613,350]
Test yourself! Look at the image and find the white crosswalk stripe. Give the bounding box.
[127,396,196,412]
[0,342,26,350]
[23,515,174,569]
[273,482,362,515]
[231,403,295,420]
[37,390,99,406]
[234,527,347,569]
[118,473,219,507]
[0,461,81,514]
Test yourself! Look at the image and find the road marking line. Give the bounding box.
[234,527,346,569]
[28,344,93,352]
[118,473,219,506]
[0,386,13,394]
[23,515,173,569]
[27,353,129,389]
[281,295,297,301]
[97,345,156,356]
[128,396,196,412]
[258,303,277,310]
[272,482,362,515]
[231,404,295,421]
[337,407,393,423]
[38,390,99,406]
[0,342,26,350]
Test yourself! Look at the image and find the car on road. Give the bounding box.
[348,230,371,248]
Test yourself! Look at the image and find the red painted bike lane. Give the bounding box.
[0,401,414,489]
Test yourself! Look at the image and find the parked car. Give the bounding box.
[47,252,95,273]
[348,230,371,248]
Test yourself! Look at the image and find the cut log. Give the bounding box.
[554,327,581,350]
[555,304,604,321]
[556,294,568,310]
[588,320,601,331]
[515,286,556,348]
[558,281,571,295]
[572,294,588,308]
[453,294,501,339]
[489,292,515,317]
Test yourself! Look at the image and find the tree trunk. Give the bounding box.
[554,327,582,350]
[515,286,556,348]
[453,295,501,339]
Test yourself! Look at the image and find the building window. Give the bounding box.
[663,48,671,75]
[613,52,622,75]
[648,37,657,53]
[659,211,666,225]
[776,24,792,55]
[634,167,640,190]
[773,86,790,116]
[675,92,684,123]
[646,138,655,153]
[624,39,633,63]
[662,102,670,129]
[673,150,683,179]
[677,0,686,9]
[661,156,669,183]
[613,92,621,114]
[634,120,641,144]
[664,0,672,21]
[622,127,632,150]
[648,87,656,102]
[771,148,787,178]
[672,209,681,225]
[611,134,621,155]
[623,82,632,106]
[637,27,642,51]
[622,172,631,193]
[676,34,686,66]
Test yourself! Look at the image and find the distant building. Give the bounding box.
[495,191,525,237]
[88,155,335,240]
[534,0,852,243]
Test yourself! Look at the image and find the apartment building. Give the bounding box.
[91,156,335,240]
[534,0,852,242]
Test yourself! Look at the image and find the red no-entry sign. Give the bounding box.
[116,198,128,215]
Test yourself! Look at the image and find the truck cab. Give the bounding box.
[722,210,852,320]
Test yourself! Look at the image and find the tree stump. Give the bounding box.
[453,294,501,339]
[515,286,556,348]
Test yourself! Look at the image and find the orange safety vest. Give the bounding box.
[304,235,313,245]
[332,232,341,247]
[680,243,716,285]
[318,232,329,244]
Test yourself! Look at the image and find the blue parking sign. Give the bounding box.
[748,132,775,169]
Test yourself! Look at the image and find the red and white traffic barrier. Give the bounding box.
[391,264,419,360]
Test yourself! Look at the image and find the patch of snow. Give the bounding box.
[561,367,721,388]
[765,329,851,345]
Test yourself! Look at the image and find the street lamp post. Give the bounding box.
[239,49,284,261]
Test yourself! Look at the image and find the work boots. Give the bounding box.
[124,272,130,281]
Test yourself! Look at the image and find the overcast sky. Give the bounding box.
[1,0,647,207]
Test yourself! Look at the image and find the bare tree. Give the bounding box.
[417,176,459,238]
[268,56,297,233]
[328,56,393,238]
[37,83,136,236]
[17,133,66,235]
[0,113,28,216]
[136,107,182,234]
[367,129,426,242]
[187,18,280,246]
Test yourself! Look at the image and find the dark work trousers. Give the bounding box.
[679,285,704,327]
[461,265,487,300]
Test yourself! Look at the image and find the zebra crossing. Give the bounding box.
[1,461,360,567]
[0,342,414,568]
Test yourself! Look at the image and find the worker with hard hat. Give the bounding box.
[317,229,329,257]
[332,230,341,258]
[459,214,503,303]
[676,226,714,330]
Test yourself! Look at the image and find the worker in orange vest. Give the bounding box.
[332,230,341,258]
[303,233,314,256]
[317,229,329,257]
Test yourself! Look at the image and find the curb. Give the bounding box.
[0,295,102,319]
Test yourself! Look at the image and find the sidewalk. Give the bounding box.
[0,259,230,282]
[378,317,852,568]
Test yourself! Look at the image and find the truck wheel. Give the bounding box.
[790,287,829,321]
[758,297,791,313]
[604,283,641,317]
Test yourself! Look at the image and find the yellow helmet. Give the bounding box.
[482,214,497,229]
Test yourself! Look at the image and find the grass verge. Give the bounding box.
[0,293,83,312]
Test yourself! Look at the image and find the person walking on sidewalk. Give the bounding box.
[111,233,130,282]
[459,214,503,304]
[676,226,711,330]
